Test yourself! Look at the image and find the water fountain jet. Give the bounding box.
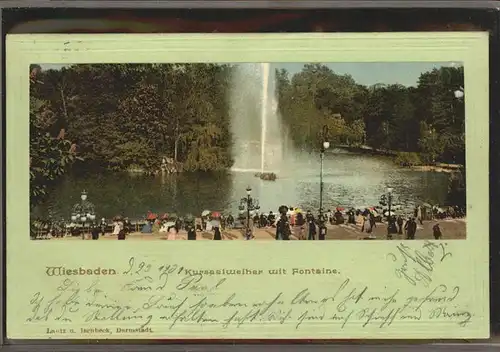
[229,63,291,180]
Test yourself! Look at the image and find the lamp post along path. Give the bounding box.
[71,190,96,239]
[239,186,260,240]
[454,87,464,99]
[246,187,251,232]
[387,187,393,222]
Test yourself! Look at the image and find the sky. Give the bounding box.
[40,62,461,88]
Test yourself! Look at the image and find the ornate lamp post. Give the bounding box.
[454,87,464,99]
[452,87,465,159]
[71,190,96,239]
[379,187,394,222]
[387,187,393,221]
[239,186,260,239]
[319,125,330,222]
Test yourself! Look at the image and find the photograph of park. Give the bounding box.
[29,61,466,241]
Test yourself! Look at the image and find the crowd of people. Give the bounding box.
[131,203,462,241]
[31,202,464,241]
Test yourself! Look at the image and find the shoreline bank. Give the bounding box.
[333,145,462,173]
[409,164,461,173]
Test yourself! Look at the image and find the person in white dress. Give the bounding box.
[112,221,120,236]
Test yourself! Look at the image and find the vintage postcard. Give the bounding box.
[6,33,489,339]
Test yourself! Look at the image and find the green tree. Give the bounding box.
[29,96,79,209]
[276,64,366,151]
[275,63,464,166]
[30,65,81,210]
[31,63,235,173]
[344,119,366,146]
[414,66,465,164]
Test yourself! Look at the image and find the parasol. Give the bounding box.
[169,213,178,220]
[384,211,396,216]
[294,208,303,214]
[113,215,123,221]
[422,203,432,208]
[278,205,289,214]
[336,207,345,212]
[212,211,221,218]
[160,213,169,220]
[163,221,175,228]
[201,210,210,217]
[146,212,157,221]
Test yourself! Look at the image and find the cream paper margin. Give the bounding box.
[5,33,489,339]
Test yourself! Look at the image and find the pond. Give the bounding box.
[31,151,451,221]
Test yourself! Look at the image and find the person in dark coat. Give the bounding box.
[259,213,267,228]
[117,228,126,240]
[276,214,291,240]
[296,212,305,226]
[213,226,222,240]
[91,225,100,240]
[405,217,417,239]
[307,218,317,240]
[99,218,107,236]
[306,210,314,223]
[433,223,442,240]
[227,214,234,228]
[397,216,404,235]
[187,225,197,240]
[411,218,418,239]
[268,211,276,226]
[369,213,376,229]
[387,216,398,239]
[335,210,344,225]
[347,209,356,224]
[123,218,131,236]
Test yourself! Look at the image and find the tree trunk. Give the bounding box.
[174,118,180,162]
[60,87,69,121]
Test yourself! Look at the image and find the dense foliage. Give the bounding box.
[276,63,465,165]
[30,63,465,210]
[29,65,79,210]
[30,64,234,175]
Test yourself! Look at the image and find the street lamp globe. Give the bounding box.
[323,141,330,150]
[454,90,464,99]
[246,186,252,196]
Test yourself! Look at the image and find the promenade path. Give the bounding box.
[52,218,466,241]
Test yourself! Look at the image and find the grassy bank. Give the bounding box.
[393,152,462,173]
[334,145,463,173]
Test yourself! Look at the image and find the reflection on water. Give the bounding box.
[32,152,450,220]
